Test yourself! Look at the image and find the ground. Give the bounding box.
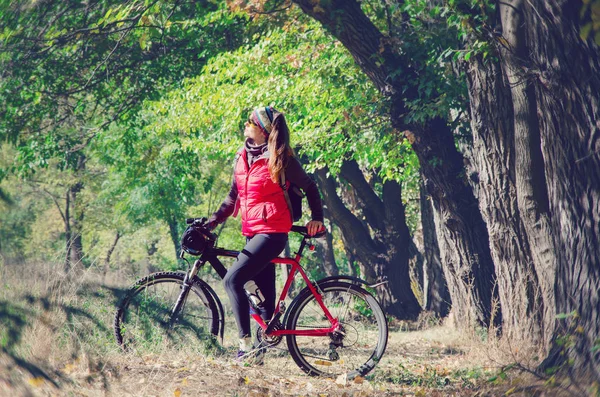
[0,262,594,396]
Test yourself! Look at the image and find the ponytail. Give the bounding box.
[268,112,295,183]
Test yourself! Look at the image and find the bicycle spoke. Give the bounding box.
[115,273,218,353]
[286,282,387,378]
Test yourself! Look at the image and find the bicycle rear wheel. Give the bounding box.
[114,272,219,353]
[285,281,388,378]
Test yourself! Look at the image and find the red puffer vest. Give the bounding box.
[234,150,292,236]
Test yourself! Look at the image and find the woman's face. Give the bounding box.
[244,119,266,145]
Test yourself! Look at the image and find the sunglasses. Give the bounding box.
[246,116,258,126]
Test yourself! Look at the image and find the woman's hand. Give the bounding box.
[306,220,324,236]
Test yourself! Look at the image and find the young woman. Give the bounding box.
[206,106,324,361]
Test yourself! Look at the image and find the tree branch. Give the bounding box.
[339,159,386,231]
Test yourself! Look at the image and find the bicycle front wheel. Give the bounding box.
[285,281,388,378]
[114,272,219,353]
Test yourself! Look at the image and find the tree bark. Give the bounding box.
[412,120,500,329]
[496,0,557,350]
[64,189,72,274]
[463,50,546,347]
[314,165,421,319]
[68,181,84,269]
[420,179,450,317]
[339,230,357,277]
[167,215,181,260]
[316,213,339,277]
[516,0,600,376]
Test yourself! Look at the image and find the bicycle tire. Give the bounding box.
[114,272,219,352]
[285,281,388,378]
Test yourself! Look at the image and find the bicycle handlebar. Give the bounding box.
[185,217,217,241]
[185,218,325,241]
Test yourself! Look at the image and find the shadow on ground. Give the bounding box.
[0,282,129,391]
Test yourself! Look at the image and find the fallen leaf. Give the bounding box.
[335,373,347,386]
[173,387,182,397]
[181,378,188,386]
[27,377,45,387]
[314,360,332,366]
[353,376,364,384]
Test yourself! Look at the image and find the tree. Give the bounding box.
[0,1,263,263]
[419,178,450,317]
[495,0,600,376]
[291,0,500,329]
[315,161,422,319]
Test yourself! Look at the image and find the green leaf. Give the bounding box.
[580,22,592,41]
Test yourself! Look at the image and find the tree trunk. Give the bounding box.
[64,189,72,274]
[167,215,181,260]
[314,165,421,319]
[339,230,357,277]
[420,179,450,317]
[412,120,500,329]
[407,240,424,308]
[103,231,121,279]
[294,0,499,328]
[497,0,557,350]
[463,50,546,347]
[316,214,339,277]
[64,154,86,273]
[68,182,84,269]
[517,0,600,376]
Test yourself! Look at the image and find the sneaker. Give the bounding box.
[235,336,264,365]
[236,348,264,366]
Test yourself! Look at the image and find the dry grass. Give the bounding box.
[0,260,595,397]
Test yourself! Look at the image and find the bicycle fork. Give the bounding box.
[168,259,204,328]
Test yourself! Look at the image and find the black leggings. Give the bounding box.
[223,233,288,339]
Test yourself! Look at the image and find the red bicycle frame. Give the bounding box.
[201,225,340,338]
[249,254,340,336]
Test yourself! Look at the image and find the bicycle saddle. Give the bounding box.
[290,225,326,238]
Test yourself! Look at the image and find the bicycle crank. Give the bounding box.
[256,321,283,347]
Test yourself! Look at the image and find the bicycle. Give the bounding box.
[114,218,388,378]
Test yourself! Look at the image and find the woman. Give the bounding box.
[207,106,324,361]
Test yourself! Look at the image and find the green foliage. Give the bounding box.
[145,12,414,183]
[0,0,258,172]
[580,0,600,45]
[0,0,270,262]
